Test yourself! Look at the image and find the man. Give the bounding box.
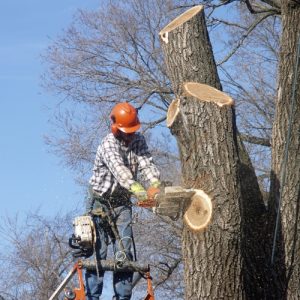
[86,102,160,300]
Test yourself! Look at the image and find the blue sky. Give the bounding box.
[0,2,156,298]
[0,1,99,218]
[0,2,117,298]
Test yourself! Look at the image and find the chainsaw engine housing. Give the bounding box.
[73,215,94,248]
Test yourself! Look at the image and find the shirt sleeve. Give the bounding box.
[100,137,135,190]
[134,135,160,184]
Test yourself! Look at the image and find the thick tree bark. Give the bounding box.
[160,5,269,299]
[159,6,221,93]
[269,1,300,298]
[160,6,244,299]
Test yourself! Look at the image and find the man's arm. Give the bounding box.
[134,135,160,185]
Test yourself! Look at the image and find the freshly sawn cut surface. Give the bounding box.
[184,82,234,107]
[159,6,203,43]
[184,189,212,231]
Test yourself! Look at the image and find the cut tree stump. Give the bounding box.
[167,82,234,128]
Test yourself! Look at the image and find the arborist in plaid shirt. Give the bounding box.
[86,102,161,300]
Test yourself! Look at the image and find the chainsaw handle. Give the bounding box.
[69,235,81,249]
[147,187,160,200]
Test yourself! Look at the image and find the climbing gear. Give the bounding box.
[130,182,147,201]
[110,102,140,135]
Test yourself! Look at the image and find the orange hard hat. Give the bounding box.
[110,102,141,134]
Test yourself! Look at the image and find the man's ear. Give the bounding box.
[111,115,119,136]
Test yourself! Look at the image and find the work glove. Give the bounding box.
[147,187,160,200]
[130,182,147,201]
[150,180,161,188]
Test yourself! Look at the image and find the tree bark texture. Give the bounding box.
[159,4,272,299]
[160,6,244,299]
[173,93,242,299]
[159,6,221,95]
[270,2,300,298]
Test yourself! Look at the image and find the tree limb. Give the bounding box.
[260,0,281,9]
[217,11,277,65]
[142,116,166,131]
[239,133,271,147]
[289,0,300,5]
[153,258,182,288]
[245,0,281,14]
[211,17,248,30]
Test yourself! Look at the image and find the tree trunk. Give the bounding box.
[270,2,300,298]
[160,6,243,299]
[160,4,272,299]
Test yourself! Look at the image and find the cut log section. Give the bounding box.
[80,259,149,273]
[184,82,234,107]
[154,186,212,230]
[183,189,212,231]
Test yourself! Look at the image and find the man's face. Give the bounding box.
[118,131,136,144]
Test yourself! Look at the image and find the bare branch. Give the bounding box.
[142,116,167,131]
[260,0,281,9]
[217,11,277,65]
[211,17,248,30]
[245,0,281,14]
[239,133,271,147]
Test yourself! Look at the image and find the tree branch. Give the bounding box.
[217,11,277,65]
[239,133,271,147]
[211,17,248,30]
[260,0,281,9]
[142,116,166,131]
[245,0,281,14]
[290,0,300,5]
[153,258,182,288]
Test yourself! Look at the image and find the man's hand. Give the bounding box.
[130,182,147,201]
[147,180,161,199]
[147,186,160,200]
[150,180,161,188]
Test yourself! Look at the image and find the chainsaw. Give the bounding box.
[68,215,95,258]
[137,186,213,231]
[69,186,213,260]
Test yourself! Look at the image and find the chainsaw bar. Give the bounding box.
[137,186,212,228]
[137,186,196,220]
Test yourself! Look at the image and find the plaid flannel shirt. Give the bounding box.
[89,132,160,201]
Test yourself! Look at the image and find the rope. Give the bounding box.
[271,34,300,265]
[91,217,100,278]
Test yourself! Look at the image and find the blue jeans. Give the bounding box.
[85,203,133,300]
